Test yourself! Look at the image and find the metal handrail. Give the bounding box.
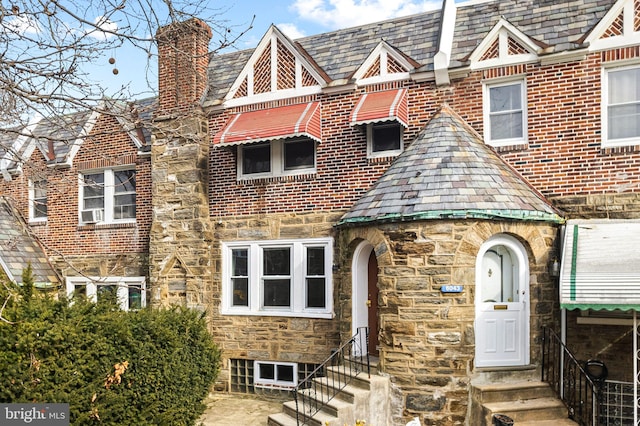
[542,326,601,426]
[293,327,370,425]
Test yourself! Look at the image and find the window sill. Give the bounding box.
[221,309,334,319]
[29,219,47,226]
[78,221,137,231]
[237,172,316,185]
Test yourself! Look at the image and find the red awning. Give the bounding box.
[350,89,408,127]
[214,102,321,145]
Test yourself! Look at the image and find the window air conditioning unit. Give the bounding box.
[81,209,104,223]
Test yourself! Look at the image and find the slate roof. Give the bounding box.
[338,106,563,226]
[0,197,59,287]
[204,0,617,103]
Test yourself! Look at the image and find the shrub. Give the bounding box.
[0,269,221,425]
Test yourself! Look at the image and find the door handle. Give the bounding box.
[366,300,372,307]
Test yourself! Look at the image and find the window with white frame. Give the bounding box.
[79,168,136,224]
[603,65,640,147]
[367,122,403,158]
[238,138,316,179]
[29,179,47,221]
[222,238,333,318]
[483,79,527,146]
[66,277,146,310]
[253,361,297,389]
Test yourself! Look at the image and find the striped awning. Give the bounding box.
[560,220,640,311]
[213,102,321,145]
[350,89,408,127]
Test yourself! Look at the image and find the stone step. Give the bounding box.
[483,397,567,424]
[280,400,342,426]
[313,379,370,405]
[267,411,299,426]
[473,381,555,403]
[516,419,579,425]
[324,366,372,390]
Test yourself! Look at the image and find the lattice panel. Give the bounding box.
[276,39,296,90]
[507,37,528,55]
[234,77,248,98]
[301,67,317,87]
[635,0,640,32]
[363,57,381,78]
[602,12,624,38]
[480,38,499,61]
[253,43,272,94]
[387,55,407,74]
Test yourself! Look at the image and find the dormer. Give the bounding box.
[224,26,328,107]
[352,41,418,86]
[585,0,640,51]
[468,18,543,70]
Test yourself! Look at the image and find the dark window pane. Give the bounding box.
[33,180,47,218]
[128,285,142,310]
[232,249,248,276]
[263,248,290,275]
[83,173,104,210]
[277,365,294,382]
[259,363,275,380]
[372,124,401,152]
[232,278,249,306]
[242,143,271,174]
[284,139,315,170]
[306,247,325,275]
[263,279,290,307]
[306,278,326,308]
[114,170,136,193]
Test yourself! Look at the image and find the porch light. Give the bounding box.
[549,257,560,277]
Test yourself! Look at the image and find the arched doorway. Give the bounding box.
[352,241,379,356]
[475,234,530,367]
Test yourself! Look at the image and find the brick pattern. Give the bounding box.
[387,55,406,74]
[480,38,499,61]
[253,44,272,94]
[276,39,296,90]
[301,67,317,87]
[602,12,624,38]
[234,77,248,98]
[363,57,381,78]
[636,0,640,31]
[507,36,528,55]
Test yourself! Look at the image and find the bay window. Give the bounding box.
[222,238,333,318]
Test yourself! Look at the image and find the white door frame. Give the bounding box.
[352,241,373,354]
[475,234,530,367]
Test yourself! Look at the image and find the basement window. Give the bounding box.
[253,361,297,389]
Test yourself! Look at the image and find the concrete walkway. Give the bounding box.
[198,392,284,426]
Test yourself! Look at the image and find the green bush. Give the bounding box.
[0,267,221,425]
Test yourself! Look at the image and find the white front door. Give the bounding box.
[475,236,529,368]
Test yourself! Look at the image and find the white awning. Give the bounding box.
[560,219,640,311]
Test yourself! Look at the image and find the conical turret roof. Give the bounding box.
[338,106,563,226]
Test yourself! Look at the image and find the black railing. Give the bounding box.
[293,327,370,425]
[542,327,600,426]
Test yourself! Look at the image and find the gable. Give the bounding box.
[469,19,541,70]
[352,41,417,85]
[585,0,640,51]
[224,26,327,107]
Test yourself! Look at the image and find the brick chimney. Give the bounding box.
[156,18,212,114]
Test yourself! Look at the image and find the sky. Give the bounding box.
[95,0,447,97]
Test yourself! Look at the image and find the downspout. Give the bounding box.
[434,0,456,86]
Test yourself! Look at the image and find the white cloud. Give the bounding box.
[5,15,41,35]
[86,16,118,40]
[277,23,306,39]
[291,0,441,29]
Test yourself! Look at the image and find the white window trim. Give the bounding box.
[65,276,146,311]
[222,238,333,318]
[78,167,136,225]
[28,179,47,222]
[482,78,528,147]
[253,360,298,389]
[602,63,640,148]
[366,122,404,159]
[237,139,317,180]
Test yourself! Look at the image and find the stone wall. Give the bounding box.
[337,219,559,425]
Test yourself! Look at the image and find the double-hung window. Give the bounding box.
[29,179,47,221]
[238,137,316,179]
[367,122,403,158]
[222,238,333,318]
[66,277,146,310]
[79,168,136,224]
[604,65,640,147]
[483,79,527,147]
